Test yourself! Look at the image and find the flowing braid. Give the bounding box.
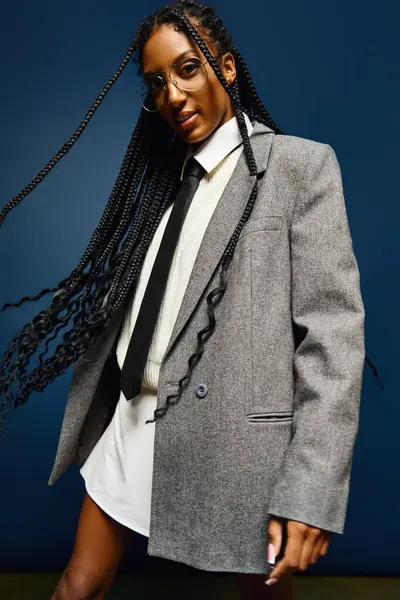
[0,0,383,430]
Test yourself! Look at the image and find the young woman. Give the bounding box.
[0,1,382,598]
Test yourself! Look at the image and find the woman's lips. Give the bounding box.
[176,112,199,131]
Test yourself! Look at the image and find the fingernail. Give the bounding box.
[265,578,278,586]
[267,543,276,564]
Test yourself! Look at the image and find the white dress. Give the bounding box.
[80,114,253,536]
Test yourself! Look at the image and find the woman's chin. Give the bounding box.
[178,127,201,144]
[181,125,210,148]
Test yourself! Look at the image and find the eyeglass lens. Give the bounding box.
[137,56,208,112]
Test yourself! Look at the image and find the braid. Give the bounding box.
[0,0,382,429]
[0,28,143,230]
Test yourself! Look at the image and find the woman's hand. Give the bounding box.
[265,516,332,585]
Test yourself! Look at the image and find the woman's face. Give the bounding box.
[140,23,237,147]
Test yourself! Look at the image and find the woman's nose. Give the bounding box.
[165,78,187,106]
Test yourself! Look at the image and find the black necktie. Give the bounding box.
[120,156,206,401]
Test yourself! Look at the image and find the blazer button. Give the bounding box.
[195,383,208,398]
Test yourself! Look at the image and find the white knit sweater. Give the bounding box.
[80,114,254,536]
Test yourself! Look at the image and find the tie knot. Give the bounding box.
[184,156,206,180]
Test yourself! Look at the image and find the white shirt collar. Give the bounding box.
[180,112,254,181]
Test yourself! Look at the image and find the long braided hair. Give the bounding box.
[0,0,383,429]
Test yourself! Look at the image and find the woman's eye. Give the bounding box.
[180,63,198,77]
[150,78,163,90]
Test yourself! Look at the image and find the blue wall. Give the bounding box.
[0,0,398,574]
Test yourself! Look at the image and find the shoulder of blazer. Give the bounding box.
[268,133,334,184]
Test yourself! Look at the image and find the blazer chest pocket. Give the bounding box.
[238,215,283,243]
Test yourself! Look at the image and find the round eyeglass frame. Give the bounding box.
[136,55,213,113]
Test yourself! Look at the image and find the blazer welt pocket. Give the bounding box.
[239,215,283,242]
[246,411,294,424]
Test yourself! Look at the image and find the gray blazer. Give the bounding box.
[47,121,365,574]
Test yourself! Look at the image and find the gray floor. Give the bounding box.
[0,573,400,600]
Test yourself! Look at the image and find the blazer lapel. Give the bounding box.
[162,120,275,362]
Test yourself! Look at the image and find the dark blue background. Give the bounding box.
[0,0,398,575]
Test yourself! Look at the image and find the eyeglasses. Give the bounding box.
[137,55,212,112]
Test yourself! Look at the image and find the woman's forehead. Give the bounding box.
[141,24,209,75]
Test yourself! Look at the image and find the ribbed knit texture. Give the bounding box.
[115,145,244,392]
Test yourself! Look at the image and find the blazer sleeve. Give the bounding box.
[267,143,365,534]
